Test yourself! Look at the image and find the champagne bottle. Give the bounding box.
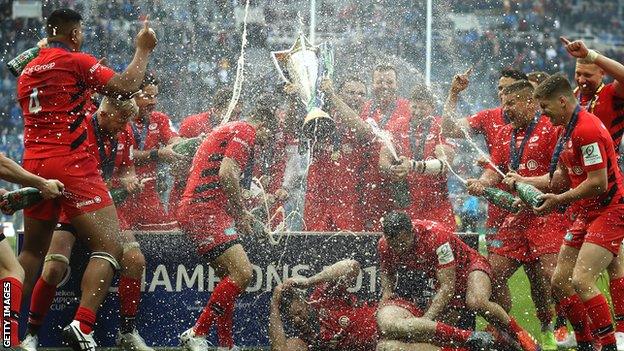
[514,181,545,208]
[0,187,43,215]
[7,47,40,77]
[482,187,519,213]
[172,137,202,158]
[110,187,129,205]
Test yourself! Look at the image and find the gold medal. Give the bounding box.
[331,151,341,161]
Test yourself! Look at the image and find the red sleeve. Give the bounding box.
[155,113,179,143]
[225,125,256,167]
[73,52,115,91]
[120,131,134,168]
[576,123,609,172]
[431,229,457,269]
[178,117,194,138]
[466,110,486,134]
[488,128,507,171]
[377,238,394,274]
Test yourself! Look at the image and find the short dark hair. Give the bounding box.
[411,83,435,104]
[339,76,366,91]
[527,71,550,85]
[502,80,534,96]
[533,74,574,100]
[46,8,82,37]
[279,288,306,315]
[373,64,397,77]
[382,211,413,240]
[500,68,528,81]
[249,104,278,129]
[140,72,159,89]
[213,88,234,110]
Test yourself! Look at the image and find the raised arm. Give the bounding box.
[103,20,157,95]
[423,266,456,320]
[561,37,624,96]
[284,259,361,289]
[442,68,473,138]
[320,78,374,141]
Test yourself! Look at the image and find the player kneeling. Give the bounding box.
[378,211,538,351]
[177,105,278,351]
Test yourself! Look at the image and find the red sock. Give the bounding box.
[119,275,142,333]
[28,277,57,328]
[584,294,616,346]
[217,309,234,348]
[1,277,23,347]
[194,277,243,336]
[609,277,624,333]
[508,318,524,334]
[558,295,594,343]
[434,322,472,347]
[74,306,96,334]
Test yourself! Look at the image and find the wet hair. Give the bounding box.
[339,75,366,91]
[279,288,307,316]
[248,104,278,129]
[501,80,534,96]
[533,74,575,100]
[213,87,234,110]
[381,211,413,240]
[411,83,435,104]
[527,71,550,85]
[140,72,159,89]
[46,8,82,37]
[500,68,528,81]
[100,96,138,116]
[373,63,397,77]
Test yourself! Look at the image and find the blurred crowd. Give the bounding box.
[1,0,623,228]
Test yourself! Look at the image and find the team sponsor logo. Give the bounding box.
[76,196,102,208]
[581,142,603,166]
[435,242,454,265]
[564,232,574,242]
[149,123,158,131]
[526,159,538,171]
[117,143,124,151]
[89,62,102,74]
[567,140,573,148]
[232,137,250,151]
[338,315,350,327]
[23,62,56,75]
[572,166,584,175]
[530,135,540,143]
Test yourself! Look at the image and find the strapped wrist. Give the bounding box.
[585,49,599,63]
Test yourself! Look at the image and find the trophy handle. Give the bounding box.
[270,51,291,84]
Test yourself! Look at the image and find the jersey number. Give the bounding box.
[29,88,42,114]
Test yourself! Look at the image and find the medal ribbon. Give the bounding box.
[510,111,541,171]
[92,114,118,181]
[548,105,581,179]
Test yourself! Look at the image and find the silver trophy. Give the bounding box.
[271,32,335,139]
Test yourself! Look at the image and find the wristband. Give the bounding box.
[150,149,159,161]
[585,49,599,63]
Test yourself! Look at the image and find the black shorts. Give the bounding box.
[56,222,78,236]
[0,233,5,242]
[202,237,241,263]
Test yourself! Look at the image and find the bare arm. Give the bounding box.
[466,168,503,196]
[269,285,309,351]
[535,168,606,215]
[0,154,63,199]
[103,21,157,95]
[116,164,142,194]
[423,266,456,320]
[504,163,571,193]
[220,157,245,219]
[306,260,361,286]
[442,68,473,138]
[321,78,373,141]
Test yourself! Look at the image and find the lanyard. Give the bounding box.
[409,116,434,161]
[92,114,118,181]
[368,100,399,128]
[509,111,541,171]
[548,105,581,179]
[131,117,149,150]
[576,83,605,113]
[240,149,255,190]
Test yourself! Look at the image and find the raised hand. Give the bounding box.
[560,37,589,59]
[450,67,473,94]
[136,16,157,52]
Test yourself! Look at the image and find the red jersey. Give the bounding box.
[17,44,115,159]
[308,282,377,351]
[378,220,477,280]
[559,109,624,214]
[85,114,133,181]
[392,116,454,228]
[466,106,508,152]
[577,83,624,152]
[179,121,256,216]
[358,98,411,229]
[179,109,219,138]
[126,111,179,179]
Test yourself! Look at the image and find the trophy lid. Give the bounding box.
[303,107,335,140]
